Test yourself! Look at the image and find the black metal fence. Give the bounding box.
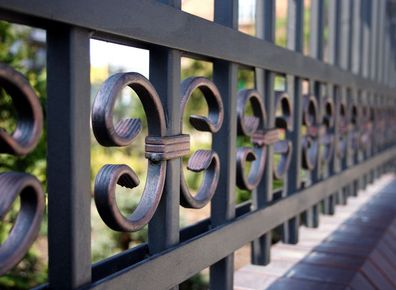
[1,0,396,289]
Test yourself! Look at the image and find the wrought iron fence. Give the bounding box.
[0,0,396,289]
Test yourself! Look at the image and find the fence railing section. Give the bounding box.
[0,0,396,289]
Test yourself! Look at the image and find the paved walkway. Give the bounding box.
[234,175,396,290]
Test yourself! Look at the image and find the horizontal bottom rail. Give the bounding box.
[87,146,396,289]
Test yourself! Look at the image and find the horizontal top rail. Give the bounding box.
[0,0,394,96]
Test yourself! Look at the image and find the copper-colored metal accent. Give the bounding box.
[302,95,319,171]
[92,72,167,232]
[145,134,190,161]
[94,164,165,232]
[359,105,372,151]
[180,77,223,133]
[337,101,348,159]
[349,103,360,153]
[273,91,293,180]
[180,77,223,208]
[236,89,267,191]
[321,97,335,163]
[0,63,43,156]
[0,173,45,275]
[251,129,279,146]
[0,63,44,275]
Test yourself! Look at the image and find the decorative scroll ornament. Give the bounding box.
[375,106,384,148]
[179,77,223,208]
[359,105,372,153]
[235,89,279,191]
[320,97,335,164]
[301,95,319,170]
[273,92,292,179]
[0,63,44,275]
[92,73,168,232]
[388,106,396,144]
[349,103,359,155]
[92,73,224,230]
[337,101,348,159]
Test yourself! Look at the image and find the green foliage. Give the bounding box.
[0,21,47,182]
[180,272,209,290]
[0,250,47,290]
[0,21,47,289]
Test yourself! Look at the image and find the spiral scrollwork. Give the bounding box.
[337,101,348,159]
[0,63,44,275]
[349,103,360,155]
[0,63,43,155]
[320,97,335,164]
[179,77,223,209]
[359,105,372,153]
[301,95,319,171]
[92,72,168,232]
[92,74,224,228]
[235,89,279,191]
[273,92,292,180]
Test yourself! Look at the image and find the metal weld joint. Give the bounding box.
[145,134,190,162]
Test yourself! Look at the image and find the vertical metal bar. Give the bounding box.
[148,0,181,274]
[369,0,379,184]
[340,0,352,71]
[374,1,384,181]
[47,26,91,289]
[324,0,340,215]
[287,0,304,54]
[338,0,353,205]
[303,0,323,228]
[370,0,379,81]
[350,0,363,197]
[361,0,371,189]
[361,0,370,78]
[148,3,181,289]
[352,0,362,75]
[383,2,389,86]
[251,0,275,266]
[210,1,238,289]
[337,87,349,204]
[309,0,324,60]
[378,0,386,83]
[282,0,304,244]
[328,0,340,67]
[349,89,359,197]
[148,48,181,252]
[384,15,391,87]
